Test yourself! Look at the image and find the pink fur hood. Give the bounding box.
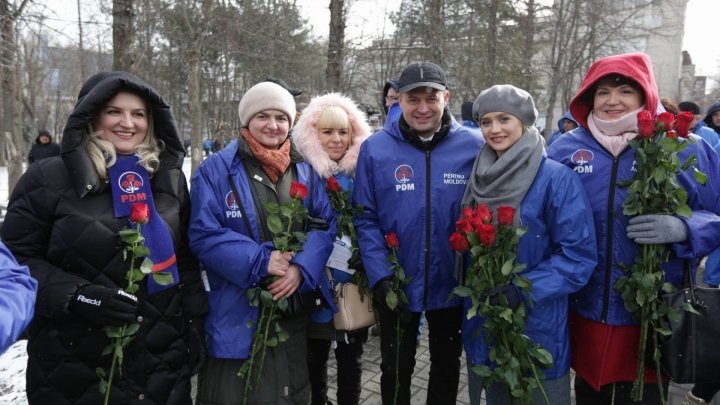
[293,93,372,178]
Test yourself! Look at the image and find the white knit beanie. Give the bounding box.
[237,82,297,128]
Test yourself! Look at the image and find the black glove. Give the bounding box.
[374,280,415,328]
[481,284,523,310]
[186,318,206,376]
[72,285,139,326]
[348,253,365,273]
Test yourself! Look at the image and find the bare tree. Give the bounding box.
[1,0,30,189]
[112,0,135,72]
[326,0,345,91]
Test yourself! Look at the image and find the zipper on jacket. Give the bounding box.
[423,150,431,310]
[586,134,629,323]
[600,155,620,323]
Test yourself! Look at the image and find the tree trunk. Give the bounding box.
[326,0,345,92]
[520,0,535,90]
[483,0,499,88]
[427,0,443,64]
[189,0,214,175]
[113,0,135,72]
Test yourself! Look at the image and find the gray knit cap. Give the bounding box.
[237,81,297,128]
[472,84,538,126]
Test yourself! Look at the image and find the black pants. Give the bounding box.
[692,383,720,401]
[377,305,462,405]
[307,328,368,405]
[574,375,668,405]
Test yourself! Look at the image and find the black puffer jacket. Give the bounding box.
[1,72,207,405]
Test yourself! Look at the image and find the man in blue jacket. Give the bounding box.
[354,62,484,405]
[0,242,37,354]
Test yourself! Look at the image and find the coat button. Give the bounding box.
[137,316,144,323]
[138,394,145,400]
[86,184,93,190]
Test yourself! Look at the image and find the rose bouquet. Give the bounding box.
[325,176,369,298]
[449,205,552,404]
[239,181,309,404]
[616,111,706,401]
[98,203,175,405]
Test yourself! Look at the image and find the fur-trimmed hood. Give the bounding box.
[293,93,371,178]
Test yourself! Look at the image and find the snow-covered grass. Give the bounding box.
[0,341,28,405]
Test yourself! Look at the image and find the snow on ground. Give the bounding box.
[0,158,193,403]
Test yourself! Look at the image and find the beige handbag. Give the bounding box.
[333,281,375,331]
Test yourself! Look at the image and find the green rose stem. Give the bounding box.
[239,182,309,405]
[102,222,145,405]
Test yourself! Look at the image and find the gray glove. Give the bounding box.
[626,214,688,244]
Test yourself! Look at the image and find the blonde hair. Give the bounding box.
[317,105,352,134]
[85,112,162,179]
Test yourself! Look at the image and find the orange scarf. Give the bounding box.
[241,128,291,184]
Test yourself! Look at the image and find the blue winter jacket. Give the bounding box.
[0,242,37,354]
[463,157,597,379]
[693,125,720,156]
[353,109,485,312]
[547,127,720,325]
[188,140,337,359]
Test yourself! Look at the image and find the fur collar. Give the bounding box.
[293,93,372,178]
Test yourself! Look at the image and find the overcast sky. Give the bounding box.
[33,0,720,80]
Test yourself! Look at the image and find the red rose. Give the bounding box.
[130,203,150,224]
[456,218,473,235]
[449,232,470,252]
[637,110,656,138]
[289,181,309,200]
[462,207,475,220]
[666,130,676,139]
[656,112,675,133]
[470,216,485,235]
[496,206,515,226]
[476,204,492,224]
[326,177,342,193]
[385,232,399,249]
[477,223,496,247]
[673,111,694,138]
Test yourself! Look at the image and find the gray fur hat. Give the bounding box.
[472,84,538,126]
[238,81,297,128]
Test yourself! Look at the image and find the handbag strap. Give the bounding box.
[683,260,698,303]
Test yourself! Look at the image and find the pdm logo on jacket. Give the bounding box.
[394,164,415,191]
[225,190,242,218]
[571,149,594,174]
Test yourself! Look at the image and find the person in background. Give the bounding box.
[354,61,484,405]
[0,242,37,354]
[678,101,720,154]
[381,79,399,116]
[547,53,720,404]
[461,101,479,129]
[702,101,720,136]
[294,92,372,405]
[545,112,578,146]
[28,130,61,164]
[463,85,596,404]
[1,71,207,404]
[188,81,337,404]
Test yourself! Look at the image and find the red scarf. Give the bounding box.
[241,128,291,184]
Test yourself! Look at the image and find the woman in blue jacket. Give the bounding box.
[188,81,337,404]
[547,53,720,404]
[462,85,597,404]
[0,242,36,354]
[293,92,372,405]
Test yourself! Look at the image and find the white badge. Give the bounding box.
[326,235,354,274]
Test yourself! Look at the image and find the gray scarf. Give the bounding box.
[461,126,544,226]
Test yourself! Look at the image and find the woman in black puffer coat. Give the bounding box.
[1,71,207,405]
